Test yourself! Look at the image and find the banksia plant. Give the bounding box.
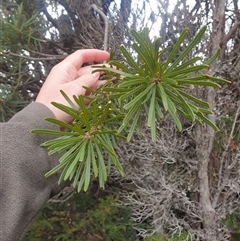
[32,26,230,192]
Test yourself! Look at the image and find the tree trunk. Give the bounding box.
[196,1,225,240]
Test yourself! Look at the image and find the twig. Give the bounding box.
[0,51,67,61]
[48,187,75,204]
[90,4,109,52]
[220,20,240,47]
[213,101,240,208]
[28,49,67,57]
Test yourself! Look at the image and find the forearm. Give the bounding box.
[0,102,62,241]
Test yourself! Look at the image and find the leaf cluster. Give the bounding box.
[97,26,229,140]
[0,3,44,51]
[32,26,230,192]
[33,92,125,192]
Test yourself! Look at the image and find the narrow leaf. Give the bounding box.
[83,148,91,191]
[176,89,209,107]
[51,102,79,119]
[93,67,134,77]
[165,25,207,74]
[108,60,131,73]
[120,45,145,75]
[127,104,142,141]
[163,28,189,72]
[31,129,75,136]
[195,112,219,131]
[174,89,195,120]
[64,142,86,180]
[163,64,209,78]
[90,141,98,177]
[124,84,153,110]
[132,41,156,74]
[44,117,76,131]
[73,163,84,187]
[204,48,220,65]
[157,83,168,111]
[205,75,231,84]
[60,90,78,110]
[177,79,221,88]
[147,86,157,141]
[167,96,182,131]
[118,77,149,88]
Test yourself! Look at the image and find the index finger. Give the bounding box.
[61,49,110,70]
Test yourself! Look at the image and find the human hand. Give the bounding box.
[36,49,110,123]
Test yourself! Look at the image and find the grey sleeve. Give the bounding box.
[0,102,63,241]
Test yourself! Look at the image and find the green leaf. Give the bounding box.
[165,56,202,73]
[73,95,89,119]
[120,45,145,75]
[157,83,168,111]
[102,87,127,93]
[64,142,87,180]
[118,77,149,88]
[96,101,112,125]
[51,102,79,119]
[174,89,195,120]
[118,99,142,133]
[204,75,231,84]
[126,104,142,141]
[163,64,209,78]
[147,86,157,141]
[131,29,156,67]
[162,78,178,86]
[73,163,84,188]
[108,60,131,73]
[44,117,76,131]
[31,129,74,136]
[132,42,156,74]
[45,155,70,178]
[90,141,98,177]
[95,143,107,188]
[155,101,164,119]
[153,36,162,60]
[167,96,182,131]
[77,167,86,192]
[83,148,91,191]
[204,48,220,65]
[165,25,207,74]
[98,135,118,161]
[72,121,85,135]
[163,28,189,72]
[124,84,153,110]
[176,89,209,107]
[94,66,134,78]
[44,136,81,150]
[177,79,221,88]
[195,112,219,131]
[60,90,78,110]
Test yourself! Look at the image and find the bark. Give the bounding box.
[196,0,226,240]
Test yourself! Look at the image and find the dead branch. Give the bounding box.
[90,4,109,52]
[213,101,240,208]
[0,51,68,61]
[221,20,240,47]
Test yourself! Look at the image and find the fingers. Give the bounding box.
[91,80,107,90]
[61,49,110,70]
[68,72,101,96]
[77,63,107,77]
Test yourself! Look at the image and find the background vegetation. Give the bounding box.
[1,0,240,240]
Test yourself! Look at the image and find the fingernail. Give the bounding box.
[92,72,100,78]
